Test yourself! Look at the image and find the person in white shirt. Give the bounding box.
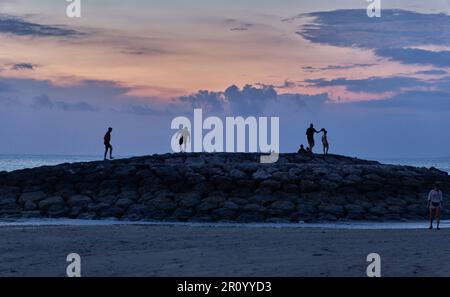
[428,183,443,230]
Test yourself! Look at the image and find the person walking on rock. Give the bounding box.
[306,123,320,152]
[428,183,443,230]
[104,127,114,160]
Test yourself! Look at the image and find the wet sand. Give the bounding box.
[1,224,450,277]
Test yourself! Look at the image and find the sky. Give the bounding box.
[1,0,450,158]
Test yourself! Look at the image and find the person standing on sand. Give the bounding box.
[104,127,114,160]
[321,129,329,155]
[428,183,443,230]
[306,124,320,152]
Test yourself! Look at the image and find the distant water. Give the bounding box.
[1,154,450,173]
[378,157,450,174]
[0,155,103,172]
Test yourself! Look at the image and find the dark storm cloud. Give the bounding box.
[278,93,330,110]
[179,90,225,112]
[305,76,426,93]
[11,63,36,70]
[298,9,450,67]
[179,84,328,114]
[31,94,99,112]
[302,64,376,72]
[415,69,447,75]
[352,90,450,111]
[299,9,450,49]
[375,48,450,67]
[0,14,82,37]
[224,84,277,114]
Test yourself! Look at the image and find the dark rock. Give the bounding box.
[24,200,38,211]
[68,195,92,208]
[115,198,135,210]
[387,205,404,214]
[211,208,237,219]
[39,196,65,211]
[21,211,42,218]
[345,204,365,219]
[317,214,338,221]
[197,202,216,214]
[0,196,17,207]
[173,208,194,220]
[252,170,271,180]
[223,201,240,210]
[270,200,296,212]
[251,194,276,205]
[47,204,69,217]
[259,179,281,191]
[149,198,177,211]
[177,193,202,208]
[1,153,449,223]
[281,183,299,193]
[368,206,387,216]
[229,169,247,179]
[344,175,363,184]
[78,213,97,220]
[98,206,123,218]
[319,203,345,217]
[407,204,425,215]
[94,195,117,205]
[237,213,265,222]
[301,180,319,192]
[69,207,83,218]
[18,191,47,204]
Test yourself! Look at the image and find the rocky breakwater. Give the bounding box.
[0,153,449,223]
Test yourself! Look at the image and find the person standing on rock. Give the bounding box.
[306,124,320,152]
[321,129,329,155]
[428,183,443,230]
[104,127,114,160]
[176,126,190,153]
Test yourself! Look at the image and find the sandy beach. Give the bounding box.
[1,223,450,277]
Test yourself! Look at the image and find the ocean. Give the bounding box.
[0,155,123,172]
[1,154,450,173]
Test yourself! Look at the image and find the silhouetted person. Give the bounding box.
[428,183,443,230]
[306,123,320,152]
[104,127,114,160]
[298,144,307,154]
[321,129,329,155]
[176,126,191,152]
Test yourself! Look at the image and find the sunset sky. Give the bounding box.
[1,0,450,158]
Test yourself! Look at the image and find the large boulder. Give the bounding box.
[18,191,47,204]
